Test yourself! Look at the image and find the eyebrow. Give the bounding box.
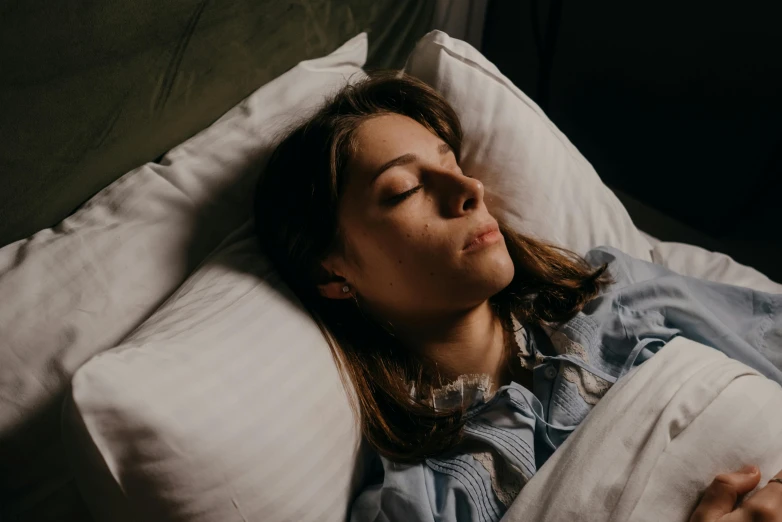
[371,142,453,185]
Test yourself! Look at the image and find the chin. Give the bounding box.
[471,248,516,297]
[491,253,516,290]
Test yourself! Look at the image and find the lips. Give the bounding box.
[463,221,501,251]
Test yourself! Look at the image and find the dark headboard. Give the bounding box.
[0,0,433,247]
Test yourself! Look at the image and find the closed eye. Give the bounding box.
[385,184,423,205]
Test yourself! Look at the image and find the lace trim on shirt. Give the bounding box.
[542,325,612,405]
[470,447,526,508]
[409,373,496,410]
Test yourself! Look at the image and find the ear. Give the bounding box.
[318,279,354,300]
[317,256,354,301]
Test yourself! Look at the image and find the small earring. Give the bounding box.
[342,285,350,293]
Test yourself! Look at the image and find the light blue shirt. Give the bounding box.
[350,246,782,522]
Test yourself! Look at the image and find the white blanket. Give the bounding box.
[503,337,782,522]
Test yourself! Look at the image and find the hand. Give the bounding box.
[690,465,782,521]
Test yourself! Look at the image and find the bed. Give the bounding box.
[0,2,779,521]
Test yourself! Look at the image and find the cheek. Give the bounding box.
[359,222,447,283]
[394,224,457,290]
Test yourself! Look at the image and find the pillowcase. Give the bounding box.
[403,31,654,261]
[0,32,367,519]
[63,224,369,522]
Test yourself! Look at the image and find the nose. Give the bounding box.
[446,173,484,216]
[425,162,485,217]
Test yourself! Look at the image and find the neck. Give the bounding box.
[391,300,511,390]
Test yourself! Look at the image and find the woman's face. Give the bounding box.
[320,113,515,322]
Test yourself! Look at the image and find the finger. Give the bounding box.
[749,467,782,499]
[690,466,761,522]
[738,467,782,519]
[768,467,782,486]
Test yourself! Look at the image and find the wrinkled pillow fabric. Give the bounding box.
[403,31,654,260]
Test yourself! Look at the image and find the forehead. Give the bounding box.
[350,113,440,164]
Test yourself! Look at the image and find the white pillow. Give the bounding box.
[403,31,654,261]
[1,32,367,518]
[651,242,782,294]
[503,337,782,521]
[63,223,368,522]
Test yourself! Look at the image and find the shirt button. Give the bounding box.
[544,365,557,380]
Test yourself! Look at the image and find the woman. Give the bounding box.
[254,72,782,521]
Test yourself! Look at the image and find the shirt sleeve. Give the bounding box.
[584,246,782,384]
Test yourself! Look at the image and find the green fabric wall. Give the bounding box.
[0,0,433,247]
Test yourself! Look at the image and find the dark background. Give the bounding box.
[482,0,782,280]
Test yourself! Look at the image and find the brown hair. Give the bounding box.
[254,71,609,464]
